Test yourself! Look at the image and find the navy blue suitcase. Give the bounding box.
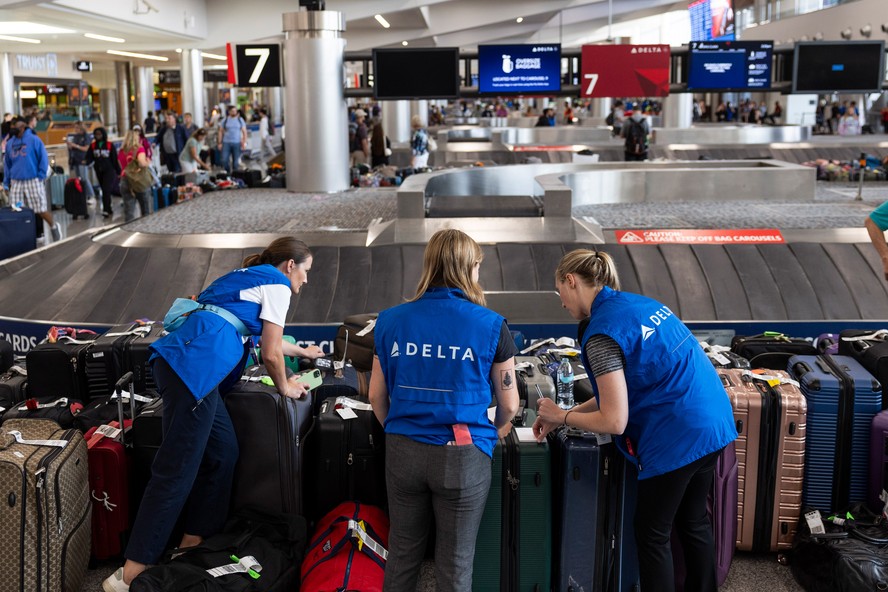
[789,354,882,512]
[0,206,36,260]
[549,428,640,592]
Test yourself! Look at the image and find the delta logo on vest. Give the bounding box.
[640,305,674,341]
[390,341,476,361]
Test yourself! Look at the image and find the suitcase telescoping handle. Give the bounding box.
[114,371,136,442]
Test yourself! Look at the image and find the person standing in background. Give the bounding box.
[217,105,247,174]
[66,120,97,204]
[3,117,60,242]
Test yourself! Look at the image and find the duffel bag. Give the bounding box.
[300,501,389,592]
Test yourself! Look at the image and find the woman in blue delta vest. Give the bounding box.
[369,229,520,592]
[532,249,737,592]
[103,237,315,592]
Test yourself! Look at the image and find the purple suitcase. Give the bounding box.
[815,333,839,355]
[869,410,888,512]
[673,441,738,590]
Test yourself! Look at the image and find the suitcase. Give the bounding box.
[515,355,556,407]
[549,428,640,592]
[26,334,98,402]
[83,372,137,560]
[312,364,368,416]
[333,313,377,372]
[64,177,89,219]
[226,367,313,516]
[47,171,67,209]
[304,396,386,524]
[73,388,157,434]
[720,368,805,551]
[790,354,882,512]
[232,169,262,188]
[870,410,888,512]
[160,173,183,187]
[0,339,12,373]
[300,502,389,592]
[0,365,28,411]
[84,322,164,400]
[1,396,85,428]
[473,424,553,592]
[732,333,817,370]
[538,351,594,404]
[700,342,751,369]
[0,419,91,592]
[839,329,888,408]
[0,206,36,260]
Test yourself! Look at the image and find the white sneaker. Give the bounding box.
[50,223,61,242]
[102,568,130,592]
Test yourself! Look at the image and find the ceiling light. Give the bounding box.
[840,28,852,39]
[0,22,73,35]
[0,35,40,44]
[106,49,169,62]
[175,48,182,53]
[20,90,37,99]
[516,17,524,23]
[860,24,872,38]
[813,31,824,40]
[201,52,227,60]
[374,14,391,28]
[84,33,125,43]
[401,40,408,46]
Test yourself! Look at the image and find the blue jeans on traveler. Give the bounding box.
[119,177,150,222]
[124,357,239,565]
[220,142,242,173]
[383,434,492,592]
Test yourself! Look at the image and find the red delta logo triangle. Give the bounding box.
[634,68,669,96]
[620,231,644,243]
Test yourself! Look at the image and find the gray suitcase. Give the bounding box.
[515,355,556,407]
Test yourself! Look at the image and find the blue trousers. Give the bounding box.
[220,142,242,173]
[125,357,239,565]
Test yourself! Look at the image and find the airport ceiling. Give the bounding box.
[0,0,686,70]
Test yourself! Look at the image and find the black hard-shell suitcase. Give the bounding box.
[304,396,386,523]
[839,329,888,408]
[26,335,98,401]
[0,206,37,260]
[311,364,367,416]
[74,388,157,434]
[731,333,817,370]
[0,365,28,411]
[232,169,262,188]
[84,323,153,401]
[64,177,89,219]
[226,366,313,516]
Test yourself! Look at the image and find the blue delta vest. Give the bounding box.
[150,264,291,401]
[581,286,737,479]
[375,287,503,457]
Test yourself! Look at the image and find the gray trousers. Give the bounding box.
[383,434,492,592]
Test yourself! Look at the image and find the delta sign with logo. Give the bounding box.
[581,44,670,98]
[478,44,562,94]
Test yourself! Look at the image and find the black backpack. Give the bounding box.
[624,119,647,155]
[605,112,615,126]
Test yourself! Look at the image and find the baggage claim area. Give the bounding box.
[2,0,888,591]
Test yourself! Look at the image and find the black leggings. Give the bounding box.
[635,449,721,592]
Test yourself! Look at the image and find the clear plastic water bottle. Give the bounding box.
[557,357,575,410]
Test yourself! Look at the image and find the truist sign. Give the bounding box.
[16,53,58,77]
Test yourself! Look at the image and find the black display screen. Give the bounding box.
[793,41,885,93]
[373,48,460,100]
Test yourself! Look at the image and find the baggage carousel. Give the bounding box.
[1,163,887,354]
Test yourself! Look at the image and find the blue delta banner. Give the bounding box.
[478,44,562,94]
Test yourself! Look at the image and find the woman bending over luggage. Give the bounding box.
[369,229,520,592]
[103,237,315,592]
[532,249,737,592]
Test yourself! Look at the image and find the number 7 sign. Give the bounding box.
[228,43,283,87]
[581,45,670,98]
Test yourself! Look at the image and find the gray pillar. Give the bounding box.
[133,66,154,130]
[0,53,15,116]
[181,49,205,124]
[115,61,132,135]
[268,86,284,125]
[100,89,118,134]
[283,10,348,193]
[590,98,612,119]
[382,100,411,143]
[410,100,428,127]
[663,93,694,129]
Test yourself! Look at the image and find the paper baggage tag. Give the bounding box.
[96,424,122,440]
[206,555,262,579]
[335,397,373,412]
[336,407,358,420]
[804,510,825,535]
[743,370,800,389]
[355,319,376,337]
[520,338,554,355]
[554,337,576,348]
[595,433,613,445]
[348,519,389,561]
[573,373,589,382]
[111,391,155,404]
[515,427,536,443]
[17,397,68,411]
[710,352,732,367]
[7,431,68,449]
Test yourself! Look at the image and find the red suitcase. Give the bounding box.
[300,502,389,592]
[84,372,137,560]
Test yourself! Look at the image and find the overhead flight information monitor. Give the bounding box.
[580,44,670,98]
[478,44,562,94]
[373,48,460,99]
[793,41,886,93]
[689,0,735,41]
[688,40,772,90]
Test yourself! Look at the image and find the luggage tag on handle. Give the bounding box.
[336,407,358,420]
[355,319,376,337]
[206,555,262,579]
[348,519,389,561]
[804,510,825,535]
[7,431,68,449]
[595,433,613,445]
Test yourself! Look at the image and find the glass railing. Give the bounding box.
[737,0,853,35]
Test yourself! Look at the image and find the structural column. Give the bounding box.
[99,89,118,133]
[283,10,348,193]
[181,49,205,123]
[268,86,284,125]
[663,93,694,129]
[0,53,15,116]
[410,100,428,127]
[133,66,154,130]
[589,97,612,119]
[382,100,411,143]
[114,61,132,135]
